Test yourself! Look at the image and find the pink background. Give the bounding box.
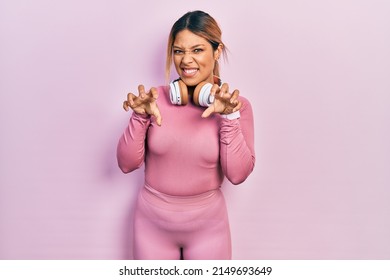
[1,0,389,259]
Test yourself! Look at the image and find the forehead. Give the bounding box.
[173,29,210,48]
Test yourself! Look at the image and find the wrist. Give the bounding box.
[220,111,240,120]
[133,111,151,119]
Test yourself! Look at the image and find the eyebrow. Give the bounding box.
[173,44,206,49]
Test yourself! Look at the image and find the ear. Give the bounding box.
[214,44,223,60]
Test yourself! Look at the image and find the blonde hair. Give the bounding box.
[165,10,228,82]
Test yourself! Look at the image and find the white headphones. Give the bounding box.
[169,79,215,107]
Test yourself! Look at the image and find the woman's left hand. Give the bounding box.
[201,83,242,118]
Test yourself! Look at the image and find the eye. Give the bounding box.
[193,48,203,53]
[173,49,184,55]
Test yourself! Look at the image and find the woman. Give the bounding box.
[117,10,255,260]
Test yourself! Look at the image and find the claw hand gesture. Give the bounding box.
[201,83,242,118]
[123,85,162,126]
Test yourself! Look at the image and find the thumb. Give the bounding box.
[201,105,215,118]
[153,107,162,126]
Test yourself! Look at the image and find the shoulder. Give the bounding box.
[238,95,253,115]
[238,95,251,106]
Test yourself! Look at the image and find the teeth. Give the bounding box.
[183,69,197,74]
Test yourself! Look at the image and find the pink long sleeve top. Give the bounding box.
[117,86,255,196]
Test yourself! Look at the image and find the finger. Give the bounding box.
[153,107,162,126]
[210,84,220,96]
[232,100,242,112]
[127,92,136,106]
[123,100,129,111]
[219,83,229,97]
[150,87,159,101]
[201,104,215,118]
[138,84,146,99]
[230,89,240,105]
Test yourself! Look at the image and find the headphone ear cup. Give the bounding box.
[169,80,180,105]
[193,82,214,107]
[178,80,189,105]
[169,79,189,105]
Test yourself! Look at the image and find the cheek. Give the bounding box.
[173,58,181,71]
[199,61,214,74]
[173,57,179,67]
[200,54,215,69]
[173,56,182,68]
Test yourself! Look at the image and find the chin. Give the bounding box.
[181,76,213,87]
[180,77,199,87]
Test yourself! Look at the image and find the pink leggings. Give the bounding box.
[133,184,232,260]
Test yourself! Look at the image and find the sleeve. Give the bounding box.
[116,112,151,173]
[219,96,255,184]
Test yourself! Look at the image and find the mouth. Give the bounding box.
[181,68,199,78]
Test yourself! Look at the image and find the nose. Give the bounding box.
[182,51,194,64]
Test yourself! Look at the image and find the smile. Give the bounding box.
[182,68,198,77]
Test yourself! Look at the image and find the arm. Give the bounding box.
[220,97,255,184]
[116,112,151,173]
[117,85,161,173]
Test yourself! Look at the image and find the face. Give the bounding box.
[173,29,221,87]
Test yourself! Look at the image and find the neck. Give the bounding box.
[187,86,195,96]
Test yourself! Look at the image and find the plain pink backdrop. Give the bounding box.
[1,0,389,259]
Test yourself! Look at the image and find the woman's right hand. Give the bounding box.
[123,85,162,126]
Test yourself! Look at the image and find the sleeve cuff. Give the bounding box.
[220,111,241,120]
